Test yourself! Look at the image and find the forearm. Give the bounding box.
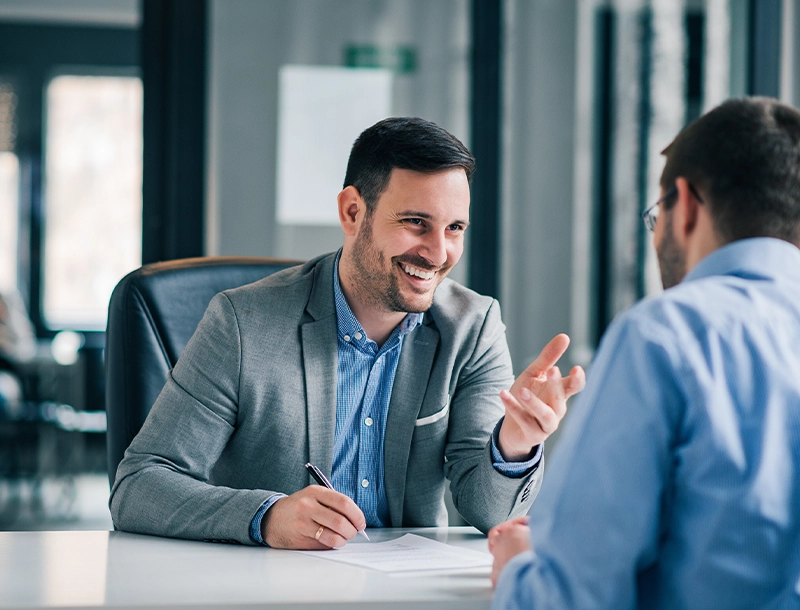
[111,461,274,545]
[446,443,542,533]
[443,299,541,531]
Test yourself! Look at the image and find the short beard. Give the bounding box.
[350,215,437,314]
[657,212,687,290]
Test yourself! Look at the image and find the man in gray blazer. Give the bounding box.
[110,117,585,549]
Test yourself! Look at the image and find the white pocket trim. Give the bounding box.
[415,397,450,427]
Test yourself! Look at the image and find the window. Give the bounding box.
[42,74,142,329]
[0,80,18,293]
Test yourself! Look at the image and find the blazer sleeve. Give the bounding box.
[109,292,277,545]
[443,299,543,533]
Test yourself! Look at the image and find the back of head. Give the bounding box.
[660,97,800,246]
[343,117,475,213]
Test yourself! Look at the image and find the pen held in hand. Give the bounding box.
[305,462,370,541]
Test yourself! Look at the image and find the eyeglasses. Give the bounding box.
[641,184,704,232]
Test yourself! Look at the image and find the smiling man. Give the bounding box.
[110,117,584,549]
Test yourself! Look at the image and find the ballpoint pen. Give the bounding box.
[305,462,370,541]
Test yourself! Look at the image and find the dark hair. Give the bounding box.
[343,117,476,212]
[660,97,800,246]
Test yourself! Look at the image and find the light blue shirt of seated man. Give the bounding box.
[494,238,800,609]
[250,253,541,542]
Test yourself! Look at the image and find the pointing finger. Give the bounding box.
[519,334,570,382]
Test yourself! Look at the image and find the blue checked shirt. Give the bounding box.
[329,260,423,526]
[250,253,540,543]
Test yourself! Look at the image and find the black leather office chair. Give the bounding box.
[104,256,302,488]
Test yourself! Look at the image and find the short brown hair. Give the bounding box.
[660,97,800,246]
[343,117,475,213]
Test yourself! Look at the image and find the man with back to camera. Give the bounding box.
[110,117,586,549]
[490,97,800,609]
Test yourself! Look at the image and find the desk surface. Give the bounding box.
[0,527,493,609]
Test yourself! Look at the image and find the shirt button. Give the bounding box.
[343,334,351,342]
[361,479,369,488]
[354,331,363,340]
[364,417,373,427]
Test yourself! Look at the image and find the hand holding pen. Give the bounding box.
[260,467,368,549]
[306,462,370,541]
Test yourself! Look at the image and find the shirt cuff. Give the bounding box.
[249,494,287,546]
[490,417,542,478]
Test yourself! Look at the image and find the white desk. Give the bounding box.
[0,527,493,609]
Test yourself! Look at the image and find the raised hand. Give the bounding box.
[497,333,585,460]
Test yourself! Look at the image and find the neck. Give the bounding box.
[337,256,406,348]
[685,211,723,273]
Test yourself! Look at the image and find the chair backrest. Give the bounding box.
[105,256,302,487]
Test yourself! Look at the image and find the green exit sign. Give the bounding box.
[344,45,417,75]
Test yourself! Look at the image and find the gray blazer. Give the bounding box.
[110,253,542,544]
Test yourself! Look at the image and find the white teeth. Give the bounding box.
[402,264,435,280]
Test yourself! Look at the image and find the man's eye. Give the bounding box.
[448,224,464,232]
[405,218,423,226]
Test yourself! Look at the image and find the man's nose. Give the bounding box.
[419,230,448,267]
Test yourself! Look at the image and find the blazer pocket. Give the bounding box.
[412,397,450,442]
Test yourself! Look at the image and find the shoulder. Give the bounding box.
[219,252,334,309]
[429,278,501,333]
[426,279,507,360]
[598,273,764,386]
[621,273,752,345]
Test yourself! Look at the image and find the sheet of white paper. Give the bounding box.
[275,65,393,226]
[295,533,492,573]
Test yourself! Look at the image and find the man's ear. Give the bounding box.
[673,176,701,241]
[338,186,364,237]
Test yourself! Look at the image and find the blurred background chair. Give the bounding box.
[0,289,36,422]
[104,256,302,488]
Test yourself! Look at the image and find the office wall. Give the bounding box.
[784,0,800,106]
[500,0,580,373]
[0,0,138,26]
[206,0,584,382]
[206,0,800,378]
[206,0,470,289]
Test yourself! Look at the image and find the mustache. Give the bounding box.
[393,254,446,273]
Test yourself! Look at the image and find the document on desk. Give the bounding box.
[296,533,492,573]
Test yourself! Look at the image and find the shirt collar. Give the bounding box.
[683,237,800,285]
[333,251,423,344]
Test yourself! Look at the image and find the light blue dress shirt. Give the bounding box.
[250,253,539,542]
[494,238,800,610]
[330,259,423,526]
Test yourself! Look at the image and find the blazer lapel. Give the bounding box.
[384,322,439,526]
[301,256,338,478]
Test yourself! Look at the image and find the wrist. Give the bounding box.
[258,494,286,546]
[497,420,537,462]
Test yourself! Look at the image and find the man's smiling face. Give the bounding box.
[348,167,470,315]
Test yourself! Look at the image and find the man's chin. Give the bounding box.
[395,296,434,314]
[390,288,436,314]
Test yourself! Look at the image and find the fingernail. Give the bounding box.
[521,388,532,400]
